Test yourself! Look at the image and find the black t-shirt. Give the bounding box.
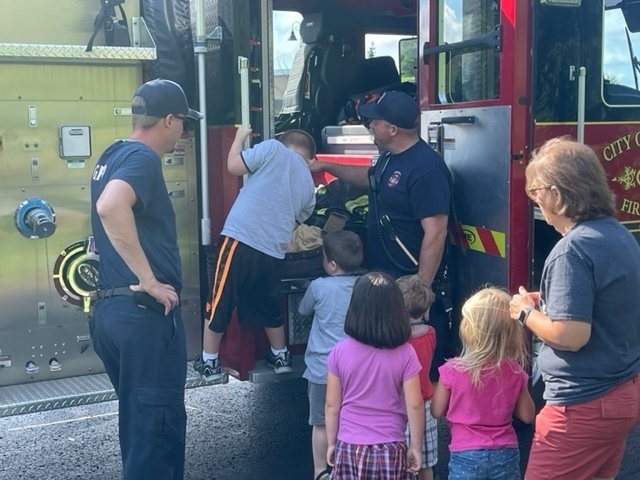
[367,139,451,276]
[90,141,182,291]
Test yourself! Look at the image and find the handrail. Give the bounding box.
[577,67,586,144]
[423,24,502,64]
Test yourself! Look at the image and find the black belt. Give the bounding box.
[96,287,181,310]
[96,286,136,299]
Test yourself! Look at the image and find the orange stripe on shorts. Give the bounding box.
[207,237,239,324]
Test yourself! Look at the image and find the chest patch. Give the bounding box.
[387,171,402,188]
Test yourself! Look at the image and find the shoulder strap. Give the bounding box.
[367,151,389,230]
[86,0,110,52]
[368,152,419,274]
[368,151,390,204]
[85,0,129,52]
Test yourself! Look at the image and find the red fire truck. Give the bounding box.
[1,0,639,415]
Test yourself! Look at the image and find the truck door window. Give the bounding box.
[364,34,416,83]
[436,0,500,103]
[602,3,640,106]
[399,37,418,84]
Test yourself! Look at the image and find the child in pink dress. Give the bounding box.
[325,272,424,479]
[431,287,535,480]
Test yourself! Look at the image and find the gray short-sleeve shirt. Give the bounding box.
[300,275,358,384]
[222,139,315,259]
[538,216,640,405]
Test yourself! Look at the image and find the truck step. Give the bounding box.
[0,364,226,418]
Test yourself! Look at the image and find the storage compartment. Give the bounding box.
[321,125,378,155]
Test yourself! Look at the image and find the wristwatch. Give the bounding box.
[518,306,534,326]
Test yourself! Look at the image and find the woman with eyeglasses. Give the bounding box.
[509,137,640,480]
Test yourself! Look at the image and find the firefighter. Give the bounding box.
[90,79,202,480]
[309,91,452,379]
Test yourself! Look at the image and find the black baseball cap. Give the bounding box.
[132,78,203,121]
[358,91,419,129]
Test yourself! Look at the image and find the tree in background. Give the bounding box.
[604,72,620,84]
[400,38,417,82]
[367,41,377,58]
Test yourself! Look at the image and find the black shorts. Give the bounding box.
[206,236,284,332]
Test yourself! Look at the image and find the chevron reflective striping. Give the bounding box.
[450,223,506,258]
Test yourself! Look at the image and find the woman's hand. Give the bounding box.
[510,286,537,320]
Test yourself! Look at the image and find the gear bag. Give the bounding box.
[86,0,131,52]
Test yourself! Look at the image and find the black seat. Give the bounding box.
[603,81,640,105]
[276,13,352,142]
[333,56,415,125]
[352,56,401,94]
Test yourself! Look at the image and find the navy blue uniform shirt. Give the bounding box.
[367,139,451,276]
[90,141,182,291]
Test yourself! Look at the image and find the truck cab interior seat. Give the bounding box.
[315,42,353,120]
[330,55,415,128]
[275,13,352,142]
[603,80,640,105]
[351,55,401,95]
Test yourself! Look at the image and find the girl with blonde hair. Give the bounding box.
[431,287,535,480]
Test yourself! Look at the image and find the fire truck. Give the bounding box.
[1,0,639,416]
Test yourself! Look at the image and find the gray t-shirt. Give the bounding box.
[538,216,640,405]
[299,275,358,384]
[222,139,316,259]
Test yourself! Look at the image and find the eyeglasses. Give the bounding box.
[173,114,187,121]
[526,184,552,199]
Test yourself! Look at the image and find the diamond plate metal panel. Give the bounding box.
[0,366,224,417]
[287,293,312,346]
[0,43,156,63]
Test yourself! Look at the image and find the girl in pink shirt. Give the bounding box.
[325,272,424,480]
[431,288,535,480]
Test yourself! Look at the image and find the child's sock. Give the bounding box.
[271,346,288,356]
[202,351,218,362]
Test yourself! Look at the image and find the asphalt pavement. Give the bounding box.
[0,377,638,479]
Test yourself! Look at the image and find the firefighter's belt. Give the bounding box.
[96,287,181,305]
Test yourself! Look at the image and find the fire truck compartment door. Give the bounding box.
[422,105,511,304]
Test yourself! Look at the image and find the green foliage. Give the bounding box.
[399,38,417,81]
[604,72,620,84]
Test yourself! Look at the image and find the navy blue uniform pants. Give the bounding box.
[91,296,187,480]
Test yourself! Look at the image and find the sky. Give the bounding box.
[272,5,640,89]
[603,9,640,88]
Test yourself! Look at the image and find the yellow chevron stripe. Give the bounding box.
[461,225,487,254]
[491,230,506,258]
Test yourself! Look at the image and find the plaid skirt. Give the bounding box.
[331,440,415,480]
[405,400,438,468]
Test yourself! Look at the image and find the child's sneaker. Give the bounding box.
[193,355,224,382]
[266,351,293,374]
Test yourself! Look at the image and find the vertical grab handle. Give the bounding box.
[427,122,444,156]
[195,0,211,245]
[238,56,251,184]
[238,56,250,146]
[577,66,586,144]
